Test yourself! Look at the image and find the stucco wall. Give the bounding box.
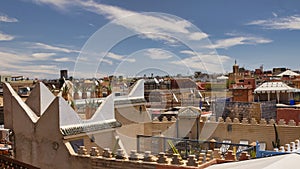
[199,120,300,150]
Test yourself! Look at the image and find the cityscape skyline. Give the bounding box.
[1,0,300,79]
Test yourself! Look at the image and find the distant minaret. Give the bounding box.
[260,65,264,72]
[233,60,239,74]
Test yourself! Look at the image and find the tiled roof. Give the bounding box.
[114,98,146,105]
[60,120,122,136]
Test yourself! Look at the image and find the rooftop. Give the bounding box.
[254,82,296,93]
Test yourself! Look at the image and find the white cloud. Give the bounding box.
[19,65,59,74]
[125,58,136,63]
[54,57,74,62]
[139,33,178,44]
[272,12,278,18]
[180,50,197,55]
[188,32,209,40]
[0,51,30,68]
[0,14,18,22]
[32,52,56,59]
[173,51,232,73]
[33,52,76,63]
[32,0,70,9]
[144,48,173,60]
[32,42,79,53]
[105,52,136,63]
[0,51,70,78]
[32,0,209,43]
[247,15,300,30]
[89,23,95,27]
[0,32,15,41]
[106,52,124,60]
[101,59,113,65]
[208,36,272,49]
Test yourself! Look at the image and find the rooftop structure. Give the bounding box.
[1,77,300,168]
[254,81,299,104]
[277,70,299,77]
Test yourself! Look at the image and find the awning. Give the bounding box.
[254,82,296,94]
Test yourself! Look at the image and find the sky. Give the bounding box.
[1,0,300,79]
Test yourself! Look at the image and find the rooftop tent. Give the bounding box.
[217,75,228,80]
[254,82,297,103]
[254,82,295,94]
[277,70,299,77]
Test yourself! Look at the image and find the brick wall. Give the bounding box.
[232,88,253,102]
[213,102,261,121]
[261,101,277,121]
[213,101,276,122]
[277,108,300,125]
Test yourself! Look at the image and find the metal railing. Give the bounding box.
[137,135,254,159]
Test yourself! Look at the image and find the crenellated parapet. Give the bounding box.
[154,114,300,127]
[75,147,251,168]
[215,117,300,127]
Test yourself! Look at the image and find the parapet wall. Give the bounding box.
[212,101,276,122]
[277,108,300,125]
[200,116,300,151]
[75,146,242,169]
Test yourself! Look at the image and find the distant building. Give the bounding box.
[60,69,68,79]
[254,82,296,104]
[0,75,12,83]
[231,87,253,102]
[228,60,252,88]
[231,78,256,102]
[273,67,287,76]
[277,108,300,125]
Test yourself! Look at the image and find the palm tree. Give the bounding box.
[61,85,69,101]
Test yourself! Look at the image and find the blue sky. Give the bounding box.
[1,0,300,79]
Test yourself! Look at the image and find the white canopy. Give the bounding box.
[217,75,228,80]
[277,70,299,77]
[254,82,295,94]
